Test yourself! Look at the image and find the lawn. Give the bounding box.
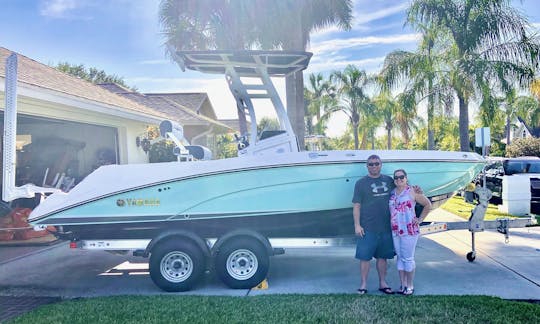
[8,295,540,324]
[440,195,540,223]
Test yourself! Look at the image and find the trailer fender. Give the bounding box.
[145,230,210,258]
[211,229,273,256]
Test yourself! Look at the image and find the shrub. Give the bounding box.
[149,140,177,163]
[505,137,540,157]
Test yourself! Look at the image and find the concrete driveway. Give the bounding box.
[0,209,538,300]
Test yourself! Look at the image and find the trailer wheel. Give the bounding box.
[149,240,205,292]
[215,237,269,289]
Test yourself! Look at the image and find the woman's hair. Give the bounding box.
[393,169,407,177]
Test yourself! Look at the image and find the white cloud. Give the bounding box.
[354,2,409,26]
[40,0,79,18]
[309,33,419,55]
[308,56,386,74]
[139,59,170,65]
[311,2,409,38]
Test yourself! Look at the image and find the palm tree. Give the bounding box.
[254,1,353,150]
[381,25,452,150]
[327,65,374,150]
[395,89,422,148]
[304,73,336,136]
[532,79,540,101]
[374,90,398,149]
[159,0,353,150]
[408,0,540,151]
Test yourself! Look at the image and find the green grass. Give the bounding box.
[441,195,540,224]
[7,295,540,324]
[441,196,515,220]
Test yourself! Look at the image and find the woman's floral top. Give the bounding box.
[389,186,419,236]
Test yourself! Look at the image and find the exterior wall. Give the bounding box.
[510,122,532,142]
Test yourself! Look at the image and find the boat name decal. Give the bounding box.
[117,198,160,207]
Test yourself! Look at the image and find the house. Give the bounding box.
[503,116,540,144]
[97,84,232,151]
[0,47,232,190]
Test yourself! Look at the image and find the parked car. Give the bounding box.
[477,157,540,213]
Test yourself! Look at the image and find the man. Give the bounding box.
[352,154,395,295]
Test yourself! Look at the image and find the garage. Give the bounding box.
[2,114,119,193]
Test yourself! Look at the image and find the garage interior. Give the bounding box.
[1,113,119,207]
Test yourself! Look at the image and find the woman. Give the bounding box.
[389,169,431,295]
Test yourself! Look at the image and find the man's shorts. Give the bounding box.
[355,231,395,260]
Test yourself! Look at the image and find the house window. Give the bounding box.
[523,130,527,138]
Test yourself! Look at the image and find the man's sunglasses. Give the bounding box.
[394,175,406,180]
[367,162,380,167]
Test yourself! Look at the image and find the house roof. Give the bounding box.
[145,92,209,114]
[98,83,232,130]
[517,116,540,137]
[0,47,168,121]
[217,118,250,133]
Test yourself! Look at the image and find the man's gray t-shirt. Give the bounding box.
[352,175,395,233]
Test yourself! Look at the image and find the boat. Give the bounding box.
[28,50,485,241]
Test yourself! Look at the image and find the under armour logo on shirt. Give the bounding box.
[371,182,389,193]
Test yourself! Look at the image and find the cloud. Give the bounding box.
[40,0,79,18]
[139,59,170,65]
[354,2,409,26]
[308,56,386,74]
[311,2,409,38]
[310,33,419,54]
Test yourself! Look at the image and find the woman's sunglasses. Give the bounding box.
[394,175,406,180]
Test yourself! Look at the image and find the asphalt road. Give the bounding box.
[0,210,539,300]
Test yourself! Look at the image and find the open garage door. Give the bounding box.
[1,113,119,196]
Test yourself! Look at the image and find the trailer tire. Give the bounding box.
[149,240,205,292]
[215,237,269,289]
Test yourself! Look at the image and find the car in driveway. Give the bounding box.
[478,156,540,213]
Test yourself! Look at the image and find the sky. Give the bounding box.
[1,0,539,137]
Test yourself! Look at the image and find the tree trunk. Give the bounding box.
[427,79,435,150]
[458,95,470,152]
[353,122,359,150]
[506,114,511,145]
[286,74,297,144]
[236,102,248,136]
[295,70,306,150]
[387,127,392,149]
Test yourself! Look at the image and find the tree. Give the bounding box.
[258,1,353,150]
[55,62,137,91]
[327,65,374,149]
[159,0,353,150]
[373,90,398,149]
[395,90,422,147]
[215,134,238,159]
[304,73,336,136]
[532,79,540,101]
[381,24,452,150]
[408,0,540,151]
[257,117,281,134]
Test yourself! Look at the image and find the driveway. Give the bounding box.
[0,209,539,299]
